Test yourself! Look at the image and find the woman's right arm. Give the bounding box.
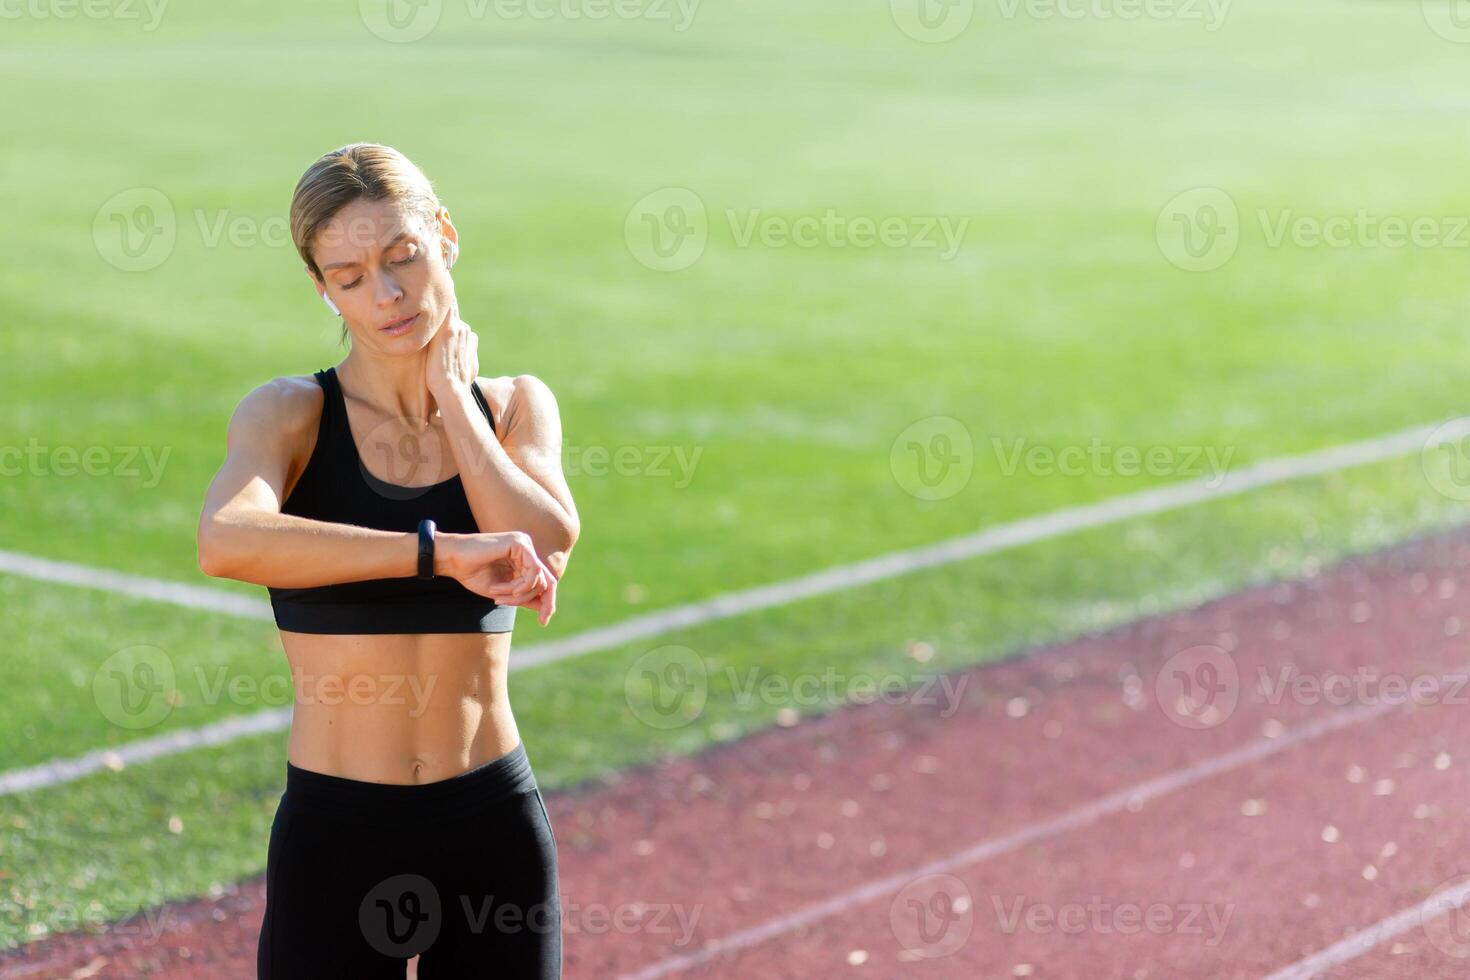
[196,378,554,613]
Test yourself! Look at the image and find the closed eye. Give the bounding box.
[339,252,418,290]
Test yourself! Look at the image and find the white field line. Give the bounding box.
[0,419,1463,798]
[0,550,273,620]
[621,673,1469,980]
[0,710,291,796]
[1261,878,1470,979]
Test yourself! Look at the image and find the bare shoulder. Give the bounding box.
[227,374,324,446]
[473,373,563,443]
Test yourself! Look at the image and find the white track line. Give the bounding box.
[620,664,1470,980]
[1262,878,1470,979]
[1,419,1463,798]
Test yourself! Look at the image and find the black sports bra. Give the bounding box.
[266,367,516,635]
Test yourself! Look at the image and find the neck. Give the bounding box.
[336,345,437,423]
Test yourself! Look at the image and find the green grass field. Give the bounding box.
[6,0,1470,949]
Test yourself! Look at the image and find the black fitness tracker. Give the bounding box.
[417,519,436,579]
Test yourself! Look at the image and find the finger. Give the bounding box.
[531,588,551,626]
[484,567,529,598]
[497,570,542,604]
[521,572,547,605]
[503,568,536,595]
[476,578,523,602]
[499,584,538,606]
[465,581,520,603]
[517,575,551,604]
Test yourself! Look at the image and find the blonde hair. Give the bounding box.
[289,142,443,284]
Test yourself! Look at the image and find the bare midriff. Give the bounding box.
[279,629,520,785]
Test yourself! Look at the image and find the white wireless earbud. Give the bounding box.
[447,241,459,269]
[322,292,340,316]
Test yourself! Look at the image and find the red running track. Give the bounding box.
[7,527,1470,978]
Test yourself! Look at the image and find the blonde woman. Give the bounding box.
[197,143,577,978]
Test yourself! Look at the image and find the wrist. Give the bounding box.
[427,375,473,402]
[432,531,462,577]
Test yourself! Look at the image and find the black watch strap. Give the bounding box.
[417,519,437,579]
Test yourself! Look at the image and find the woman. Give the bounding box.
[197,143,578,978]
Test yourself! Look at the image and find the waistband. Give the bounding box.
[282,741,538,825]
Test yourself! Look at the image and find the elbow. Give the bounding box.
[543,516,579,581]
[196,514,237,580]
[196,522,225,579]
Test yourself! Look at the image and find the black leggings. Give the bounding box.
[257,741,561,978]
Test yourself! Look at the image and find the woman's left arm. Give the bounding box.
[440,374,579,578]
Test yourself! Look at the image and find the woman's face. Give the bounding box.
[309,196,457,354]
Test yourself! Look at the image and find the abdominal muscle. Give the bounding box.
[278,629,519,785]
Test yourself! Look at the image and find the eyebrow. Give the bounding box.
[320,231,415,272]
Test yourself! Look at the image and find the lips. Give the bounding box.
[379,313,419,335]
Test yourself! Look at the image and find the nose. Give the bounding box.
[373,269,405,308]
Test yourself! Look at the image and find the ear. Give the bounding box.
[438,209,459,267]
